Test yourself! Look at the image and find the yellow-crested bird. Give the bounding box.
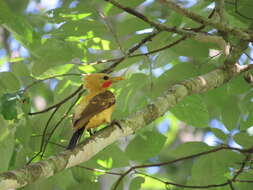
[67,73,123,149]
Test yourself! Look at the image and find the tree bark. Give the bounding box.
[0,61,251,190]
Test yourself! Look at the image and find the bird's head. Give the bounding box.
[83,73,124,92]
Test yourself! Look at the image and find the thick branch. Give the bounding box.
[0,61,251,189]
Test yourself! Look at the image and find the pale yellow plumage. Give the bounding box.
[67,73,123,149]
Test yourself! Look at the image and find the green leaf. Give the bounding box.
[125,129,166,161]
[221,96,240,130]
[117,16,150,36]
[32,39,83,76]
[0,72,20,92]
[191,150,243,185]
[37,64,75,79]
[233,0,253,23]
[0,0,39,51]
[71,167,93,183]
[84,144,129,169]
[229,76,251,94]
[234,132,253,148]
[171,95,209,127]
[241,110,253,130]
[171,38,211,58]
[11,62,30,78]
[111,178,124,190]
[141,174,167,189]
[0,93,18,120]
[170,142,210,158]
[15,121,32,148]
[129,176,145,190]
[202,84,229,118]
[5,0,29,13]
[114,73,150,118]
[17,92,31,116]
[0,116,15,172]
[150,62,198,99]
[211,128,227,141]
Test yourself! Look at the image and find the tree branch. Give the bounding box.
[28,85,83,115]
[101,30,161,73]
[104,0,209,38]
[0,59,251,189]
[86,8,216,67]
[113,146,241,190]
[136,171,230,189]
[159,0,252,41]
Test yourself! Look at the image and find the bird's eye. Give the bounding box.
[103,76,109,80]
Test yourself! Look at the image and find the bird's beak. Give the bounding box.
[111,76,124,82]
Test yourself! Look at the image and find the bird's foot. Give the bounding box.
[110,120,123,132]
[87,129,99,142]
[87,129,97,136]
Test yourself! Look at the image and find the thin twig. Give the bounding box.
[96,9,125,54]
[102,30,161,73]
[235,179,253,183]
[40,107,60,155]
[85,35,185,67]
[235,0,253,20]
[158,0,251,40]
[24,73,81,91]
[232,154,251,181]
[77,165,122,176]
[136,171,230,189]
[41,89,84,157]
[104,0,201,38]
[26,107,60,165]
[228,181,235,190]
[48,141,66,148]
[112,146,243,190]
[99,3,215,73]
[244,52,253,61]
[28,85,83,115]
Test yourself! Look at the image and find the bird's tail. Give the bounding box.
[67,127,85,150]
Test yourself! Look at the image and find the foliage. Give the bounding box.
[0,0,253,189]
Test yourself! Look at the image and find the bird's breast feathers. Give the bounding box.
[72,90,116,130]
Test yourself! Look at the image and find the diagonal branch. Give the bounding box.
[136,171,230,189]
[104,0,252,41]
[104,0,207,38]
[91,8,216,67]
[112,146,243,190]
[0,61,251,190]
[101,30,161,73]
[28,85,83,115]
[158,0,252,40]
[0,35,251,189]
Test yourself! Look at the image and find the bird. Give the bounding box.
[67,73,124,150]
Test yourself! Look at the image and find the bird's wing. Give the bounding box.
[73,90,115,130]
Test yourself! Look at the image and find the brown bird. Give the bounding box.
[67,73,123,149]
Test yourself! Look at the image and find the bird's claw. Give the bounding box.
[87,129,96,136]
[110,120,123,132]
